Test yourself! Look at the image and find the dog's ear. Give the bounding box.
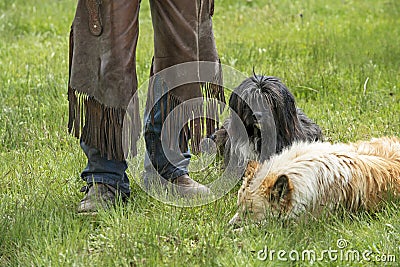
[270,174,291,203]
[241,160,260,191]
[238,161,260,207]
[244,161,260,182]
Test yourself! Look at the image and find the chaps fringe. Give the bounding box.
[150,60,225,155]
[165,83,224,154]
[68,20,140,161]
[68,86,140,161]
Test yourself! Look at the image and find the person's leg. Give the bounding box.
[143,77,191,182]
[143,90,211,197]
[77,141,131,213]
[69,0,141,212]
[80,141,131,196]
[143,0,218,197]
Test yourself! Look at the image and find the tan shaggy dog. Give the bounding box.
[229,137,400,225]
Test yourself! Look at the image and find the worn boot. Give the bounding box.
[172,174,212,198]
[77,183,128,214]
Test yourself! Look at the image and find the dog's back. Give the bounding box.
[351,136,400,161]
[230,137,400,224]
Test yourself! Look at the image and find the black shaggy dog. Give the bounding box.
[212,75,323,167]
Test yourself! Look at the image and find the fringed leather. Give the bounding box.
[163,63,225,154]
[68,20,140,161]
[156,60,225,155]
[68,88,140,161]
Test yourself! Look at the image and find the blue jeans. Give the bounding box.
[81,86,190,193]
[80,141,131,195]
[143,90,191,182]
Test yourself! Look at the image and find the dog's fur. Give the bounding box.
[229,137,400,225]
[213,75,323,166]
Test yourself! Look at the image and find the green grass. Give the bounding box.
[1,0,399,266]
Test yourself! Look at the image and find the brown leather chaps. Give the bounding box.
[68,0,224,161]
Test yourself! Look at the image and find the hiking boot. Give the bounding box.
[172,174,212,198]
[77,183,128,214]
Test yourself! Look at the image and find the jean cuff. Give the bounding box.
[84,175,131,195]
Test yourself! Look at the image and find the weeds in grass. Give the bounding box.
[0,0,399,266]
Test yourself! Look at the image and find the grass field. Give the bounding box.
[1,0,399,266]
